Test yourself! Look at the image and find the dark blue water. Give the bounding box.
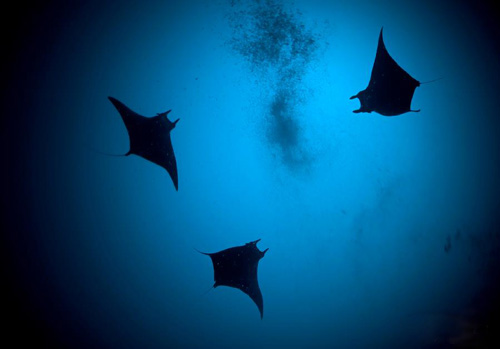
[4,0,500,348]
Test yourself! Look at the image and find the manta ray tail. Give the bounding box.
[420,77,444,84]
[193,247,211,255]
[200,284,215,297]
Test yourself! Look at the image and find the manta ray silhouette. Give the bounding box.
[350,28,421,116]
[199,239,269,319]
[108,96,179,190]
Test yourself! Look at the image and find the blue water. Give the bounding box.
[4,0,500,348]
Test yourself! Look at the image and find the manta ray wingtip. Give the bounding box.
[378,27,386,45]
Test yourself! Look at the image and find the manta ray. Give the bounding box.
[108,96,179,190]
[198,239,269,318]
[350,28,422,116]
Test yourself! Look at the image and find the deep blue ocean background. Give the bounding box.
[3,0,500,348]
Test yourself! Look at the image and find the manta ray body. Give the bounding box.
[108,96,179,190]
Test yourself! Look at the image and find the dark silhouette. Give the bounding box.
[198,239,269,319]
[108,97,179,190]
[350,28,421,116]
